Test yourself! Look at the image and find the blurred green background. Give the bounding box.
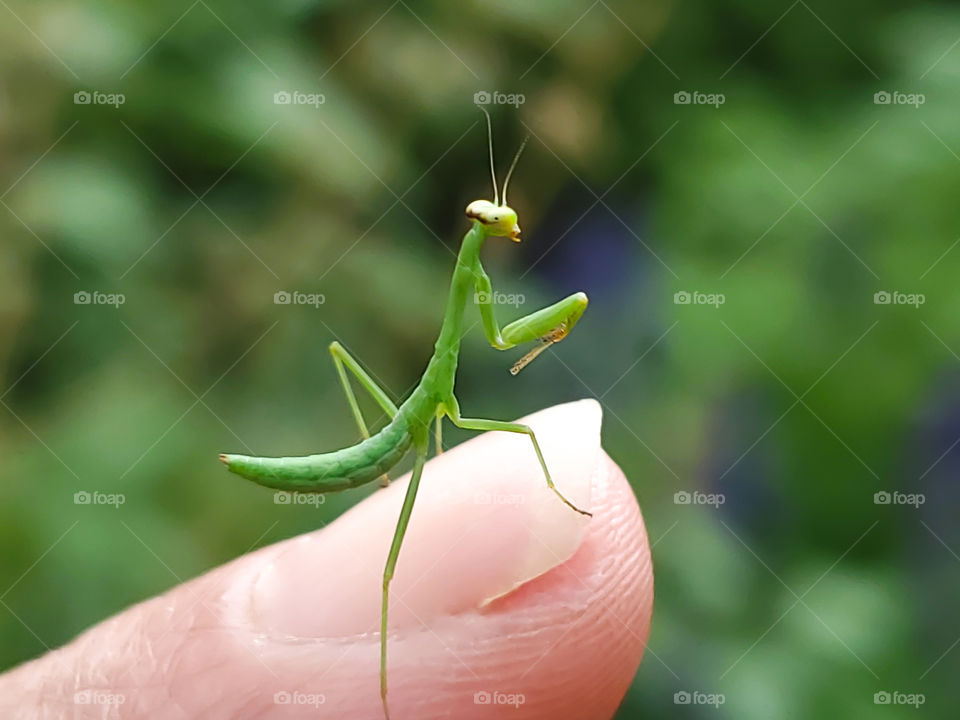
[1,0,958,717]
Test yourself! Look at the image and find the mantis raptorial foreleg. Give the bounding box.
[474,270,588,373]
[445,406,592,517]
[380,443,428,720]
[329,340,398,485]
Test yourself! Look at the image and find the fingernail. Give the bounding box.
[248,399,602,639]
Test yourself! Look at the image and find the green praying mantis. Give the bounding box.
[219,111,592,719]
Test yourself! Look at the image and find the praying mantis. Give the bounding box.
[219,111,591,719]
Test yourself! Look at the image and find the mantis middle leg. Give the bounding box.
[329,340,398,485]
[445,402,592,517]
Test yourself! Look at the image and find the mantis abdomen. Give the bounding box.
[220,419,412,491]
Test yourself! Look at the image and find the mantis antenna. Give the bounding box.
[501,135,529,207]
[479,106,499,205]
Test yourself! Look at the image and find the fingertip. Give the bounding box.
[2,401,651,720]
[450,448,651,718]
[244,399,651,718]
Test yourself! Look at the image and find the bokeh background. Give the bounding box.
[1,0,958,717]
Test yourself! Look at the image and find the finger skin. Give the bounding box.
[0,401,653,719]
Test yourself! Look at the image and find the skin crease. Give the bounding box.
[0,401,653,719]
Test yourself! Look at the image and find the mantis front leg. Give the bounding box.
[473,269,588,373]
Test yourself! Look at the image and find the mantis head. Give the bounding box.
[468,107,528,242]
[465,200,521,241]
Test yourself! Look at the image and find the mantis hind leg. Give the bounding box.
[329,340,398,486]
[446,406,592,517]
[434,408,444,456]
[381,443,429,720]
